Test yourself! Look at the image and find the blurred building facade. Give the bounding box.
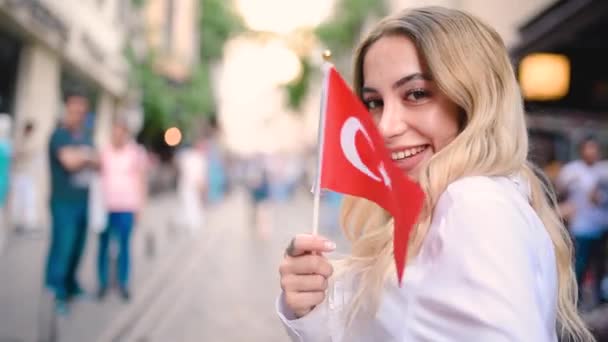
[511,0,608,165]
[0,0,136,227]
[143,0,199,82]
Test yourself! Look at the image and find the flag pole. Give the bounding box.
[312,50,333,236]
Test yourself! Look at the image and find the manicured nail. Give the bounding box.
[324,241,336,250]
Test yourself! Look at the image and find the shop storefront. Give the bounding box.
[511,0,608,164]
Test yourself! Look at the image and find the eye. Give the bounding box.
[363,98,383,111]
[405,89,430,102]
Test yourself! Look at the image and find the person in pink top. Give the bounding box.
[97,118,148,301]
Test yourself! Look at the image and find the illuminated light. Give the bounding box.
[236,0,334,34]
[519,53,570,101]
[221,37,302,88]
[164,127,182,146]
[262,40,302,84]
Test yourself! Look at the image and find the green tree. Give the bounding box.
[284,0,386,110]
[130,0,243,146]
[316,0,385,54]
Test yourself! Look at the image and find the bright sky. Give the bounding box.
[235,0,334,34]
[218,0,337,155]
[218,37,310,155]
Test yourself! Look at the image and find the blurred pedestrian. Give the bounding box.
[44,90,98,315]
[245,154,271,238]
[175,138,207,234]
[206,144,227,204]
[277,7,593,341]
[97,118,148,301]
[0,114,12,250]
[320,191,342,236]
[558,135,608,307]
[10,121,40,235]
[204,125,227,205]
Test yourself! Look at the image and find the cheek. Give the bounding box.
[419,109,460,152]
[436,121,459,150]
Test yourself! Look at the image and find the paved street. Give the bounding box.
[98,188,346,342]
[0,187,345,342]
[0,192,193,342]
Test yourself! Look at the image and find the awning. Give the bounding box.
[511,0,608,60]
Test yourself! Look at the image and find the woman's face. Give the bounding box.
[362,35,461,178]
[111,124,129,147]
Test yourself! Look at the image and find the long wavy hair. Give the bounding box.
[335,6,593,341]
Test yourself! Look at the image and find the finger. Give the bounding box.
[288,234,336,257]
[281,254,333,277]
[285,291,325,315]
[281,274,328,292]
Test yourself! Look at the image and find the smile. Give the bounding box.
[391,145,428,161]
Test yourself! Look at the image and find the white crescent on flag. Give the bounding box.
[340,116,391,188]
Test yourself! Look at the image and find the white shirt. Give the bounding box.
[277,176,558,342]
[557,160,608,236]
[177,147,207,195]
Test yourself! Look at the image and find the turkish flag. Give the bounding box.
[319,66,424,284]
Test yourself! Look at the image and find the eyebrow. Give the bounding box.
[361,72,431,94]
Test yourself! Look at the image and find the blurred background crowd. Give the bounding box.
[0,0,607,341]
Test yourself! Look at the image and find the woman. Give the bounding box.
[277,7,594,342]
[98,119,147,301]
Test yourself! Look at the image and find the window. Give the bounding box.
[164,0,175,51]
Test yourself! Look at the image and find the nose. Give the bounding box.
[377,100,408,141]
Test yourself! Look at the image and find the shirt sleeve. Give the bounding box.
[556,163,576,191]
[49,130,69,159]
[276,292,332,342]
[407,179,556,342]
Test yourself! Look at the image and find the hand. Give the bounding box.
[279,234,336,318]
[84,149,100,168]
[558,201,576,221]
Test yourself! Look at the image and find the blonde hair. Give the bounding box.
[337,6,593,341]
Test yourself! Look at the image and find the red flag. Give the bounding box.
[318,66,425,284]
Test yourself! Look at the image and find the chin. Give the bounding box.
[406,169,421,183]
[405,158,431,183]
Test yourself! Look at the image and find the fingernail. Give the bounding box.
[324,241,336,250]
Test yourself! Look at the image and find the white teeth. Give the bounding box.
[391,145,427,161]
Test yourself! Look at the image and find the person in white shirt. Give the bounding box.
[558,136,608,306]
[277,7,594,342]
[10,121,40,234]
[175,139,207,234]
